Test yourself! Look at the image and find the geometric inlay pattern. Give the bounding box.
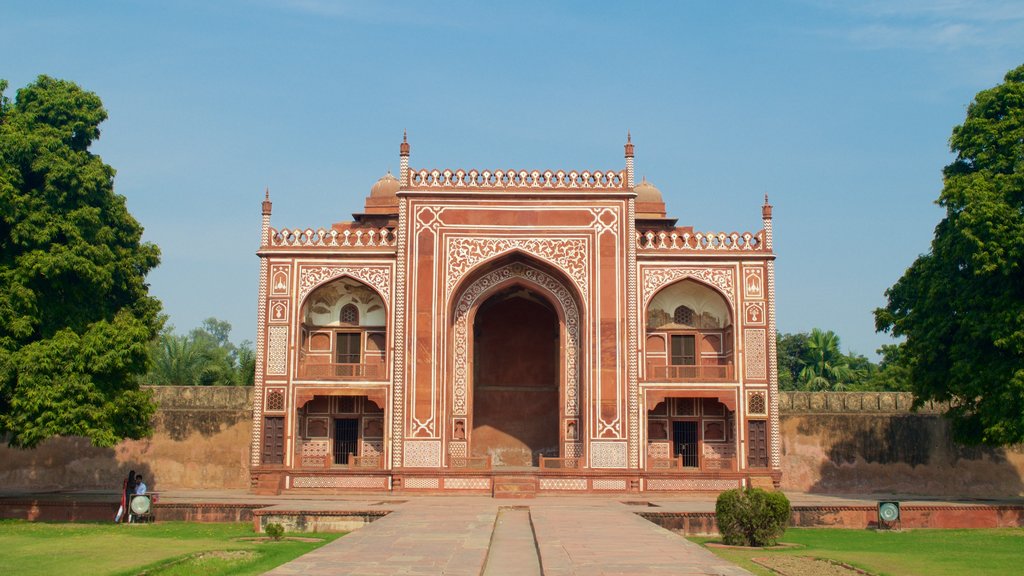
[645,478,741,491]
[265,388,285,412]
[744,328,767,380]
[564,442,583,458]
[267,325,288,375]
[539,478,588,491]
[404,477,441,489]
[647,442,670,460]
[403,440,442,468]
[702,443,736,470]
[361,440,383,458]
[452,262,579,416]
[590,441,627,468]
[443,478,491,490]
[448,441,468,459]
[592,479,628,490]
[748,390,767,415]
[292,476,388,489]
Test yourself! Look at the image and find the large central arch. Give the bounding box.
[448,260,582,467]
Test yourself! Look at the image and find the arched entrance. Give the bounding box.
[448,260,583,469]
[471,286,560,466]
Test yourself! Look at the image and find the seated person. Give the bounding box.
[134,474,147,495]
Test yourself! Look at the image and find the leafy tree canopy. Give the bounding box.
[776,330,908,392]
[876,64,1024,445]
[146,318,254,387]
[0,76,162,448]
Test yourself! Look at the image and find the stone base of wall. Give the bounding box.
[642,505,1024,535]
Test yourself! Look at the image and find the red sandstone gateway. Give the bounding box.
[250,135,780,495]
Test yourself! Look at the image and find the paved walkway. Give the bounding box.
[265,498,753,575]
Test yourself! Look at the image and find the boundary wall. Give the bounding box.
[0,388,1021,497]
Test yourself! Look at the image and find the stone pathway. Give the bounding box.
[482,507,541,575]
[265,499,752,575]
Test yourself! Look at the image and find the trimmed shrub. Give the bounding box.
[264,522,285,541]
[715,487,790,546]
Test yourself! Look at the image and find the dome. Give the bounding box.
[634,177,663,203]
[370,171,400,198]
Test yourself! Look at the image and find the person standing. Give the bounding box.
[114,469,135,523]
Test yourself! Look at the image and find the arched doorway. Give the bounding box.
[471,286,560,466]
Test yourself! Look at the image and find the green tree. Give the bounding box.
[864,344,911,392]
[776,331,809,390]
[798,328,859,391]
[146,318,253,386]
[876,64,1024,445]
[0,76,162,448]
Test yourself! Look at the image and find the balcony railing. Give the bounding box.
[347,454,383,469]
[646,363,734,381]
[298,362,381,380]
[646,456,684,471]
[449,456,492,470]
[539,456,583,470]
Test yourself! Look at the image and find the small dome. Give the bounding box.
[634,177,663,203]
[370,171,400,198]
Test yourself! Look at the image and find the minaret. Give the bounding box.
[399,130,410,187]
[624,131,635,188]
[251,187,273,469]
[762,193,780,474]
[261,187,273,246]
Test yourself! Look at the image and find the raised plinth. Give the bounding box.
[493,475,538,499]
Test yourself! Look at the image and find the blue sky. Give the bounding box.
[4,1,1024,358]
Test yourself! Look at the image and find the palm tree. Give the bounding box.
[798,328,858,391]
[148,332,209,385]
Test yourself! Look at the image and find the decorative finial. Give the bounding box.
[762,193,773,219]
[403,129,407,143]
[624,131,634,158]
[262,187,273,216]
[627,130,632,143]
[400,130,410,156]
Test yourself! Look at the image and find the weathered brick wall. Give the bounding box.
[0,386,253,491]
[0,388,1021,496]
[780,392,1024,497]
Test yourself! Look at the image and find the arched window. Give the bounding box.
[340,304,359,326]
[674,305,695,326]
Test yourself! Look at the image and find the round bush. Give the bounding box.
[715,487,791,546]
[264,522,285,540]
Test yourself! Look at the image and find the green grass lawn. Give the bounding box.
[0,520,345,576]
[690,527,1024,576]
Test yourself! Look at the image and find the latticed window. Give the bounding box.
[340,304,359,325]
[748,391,767,415]
[265,388,285,412]
[673,305,695,326]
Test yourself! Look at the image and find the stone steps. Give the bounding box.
[493,475,537,499]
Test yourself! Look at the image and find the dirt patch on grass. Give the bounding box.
[752,556,874,576]
[705,542,802,550]
[233,536,324,543]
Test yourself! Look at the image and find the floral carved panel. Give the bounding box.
[446,237,589,301]
[641,267,735,306]
[297,265,392,304]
